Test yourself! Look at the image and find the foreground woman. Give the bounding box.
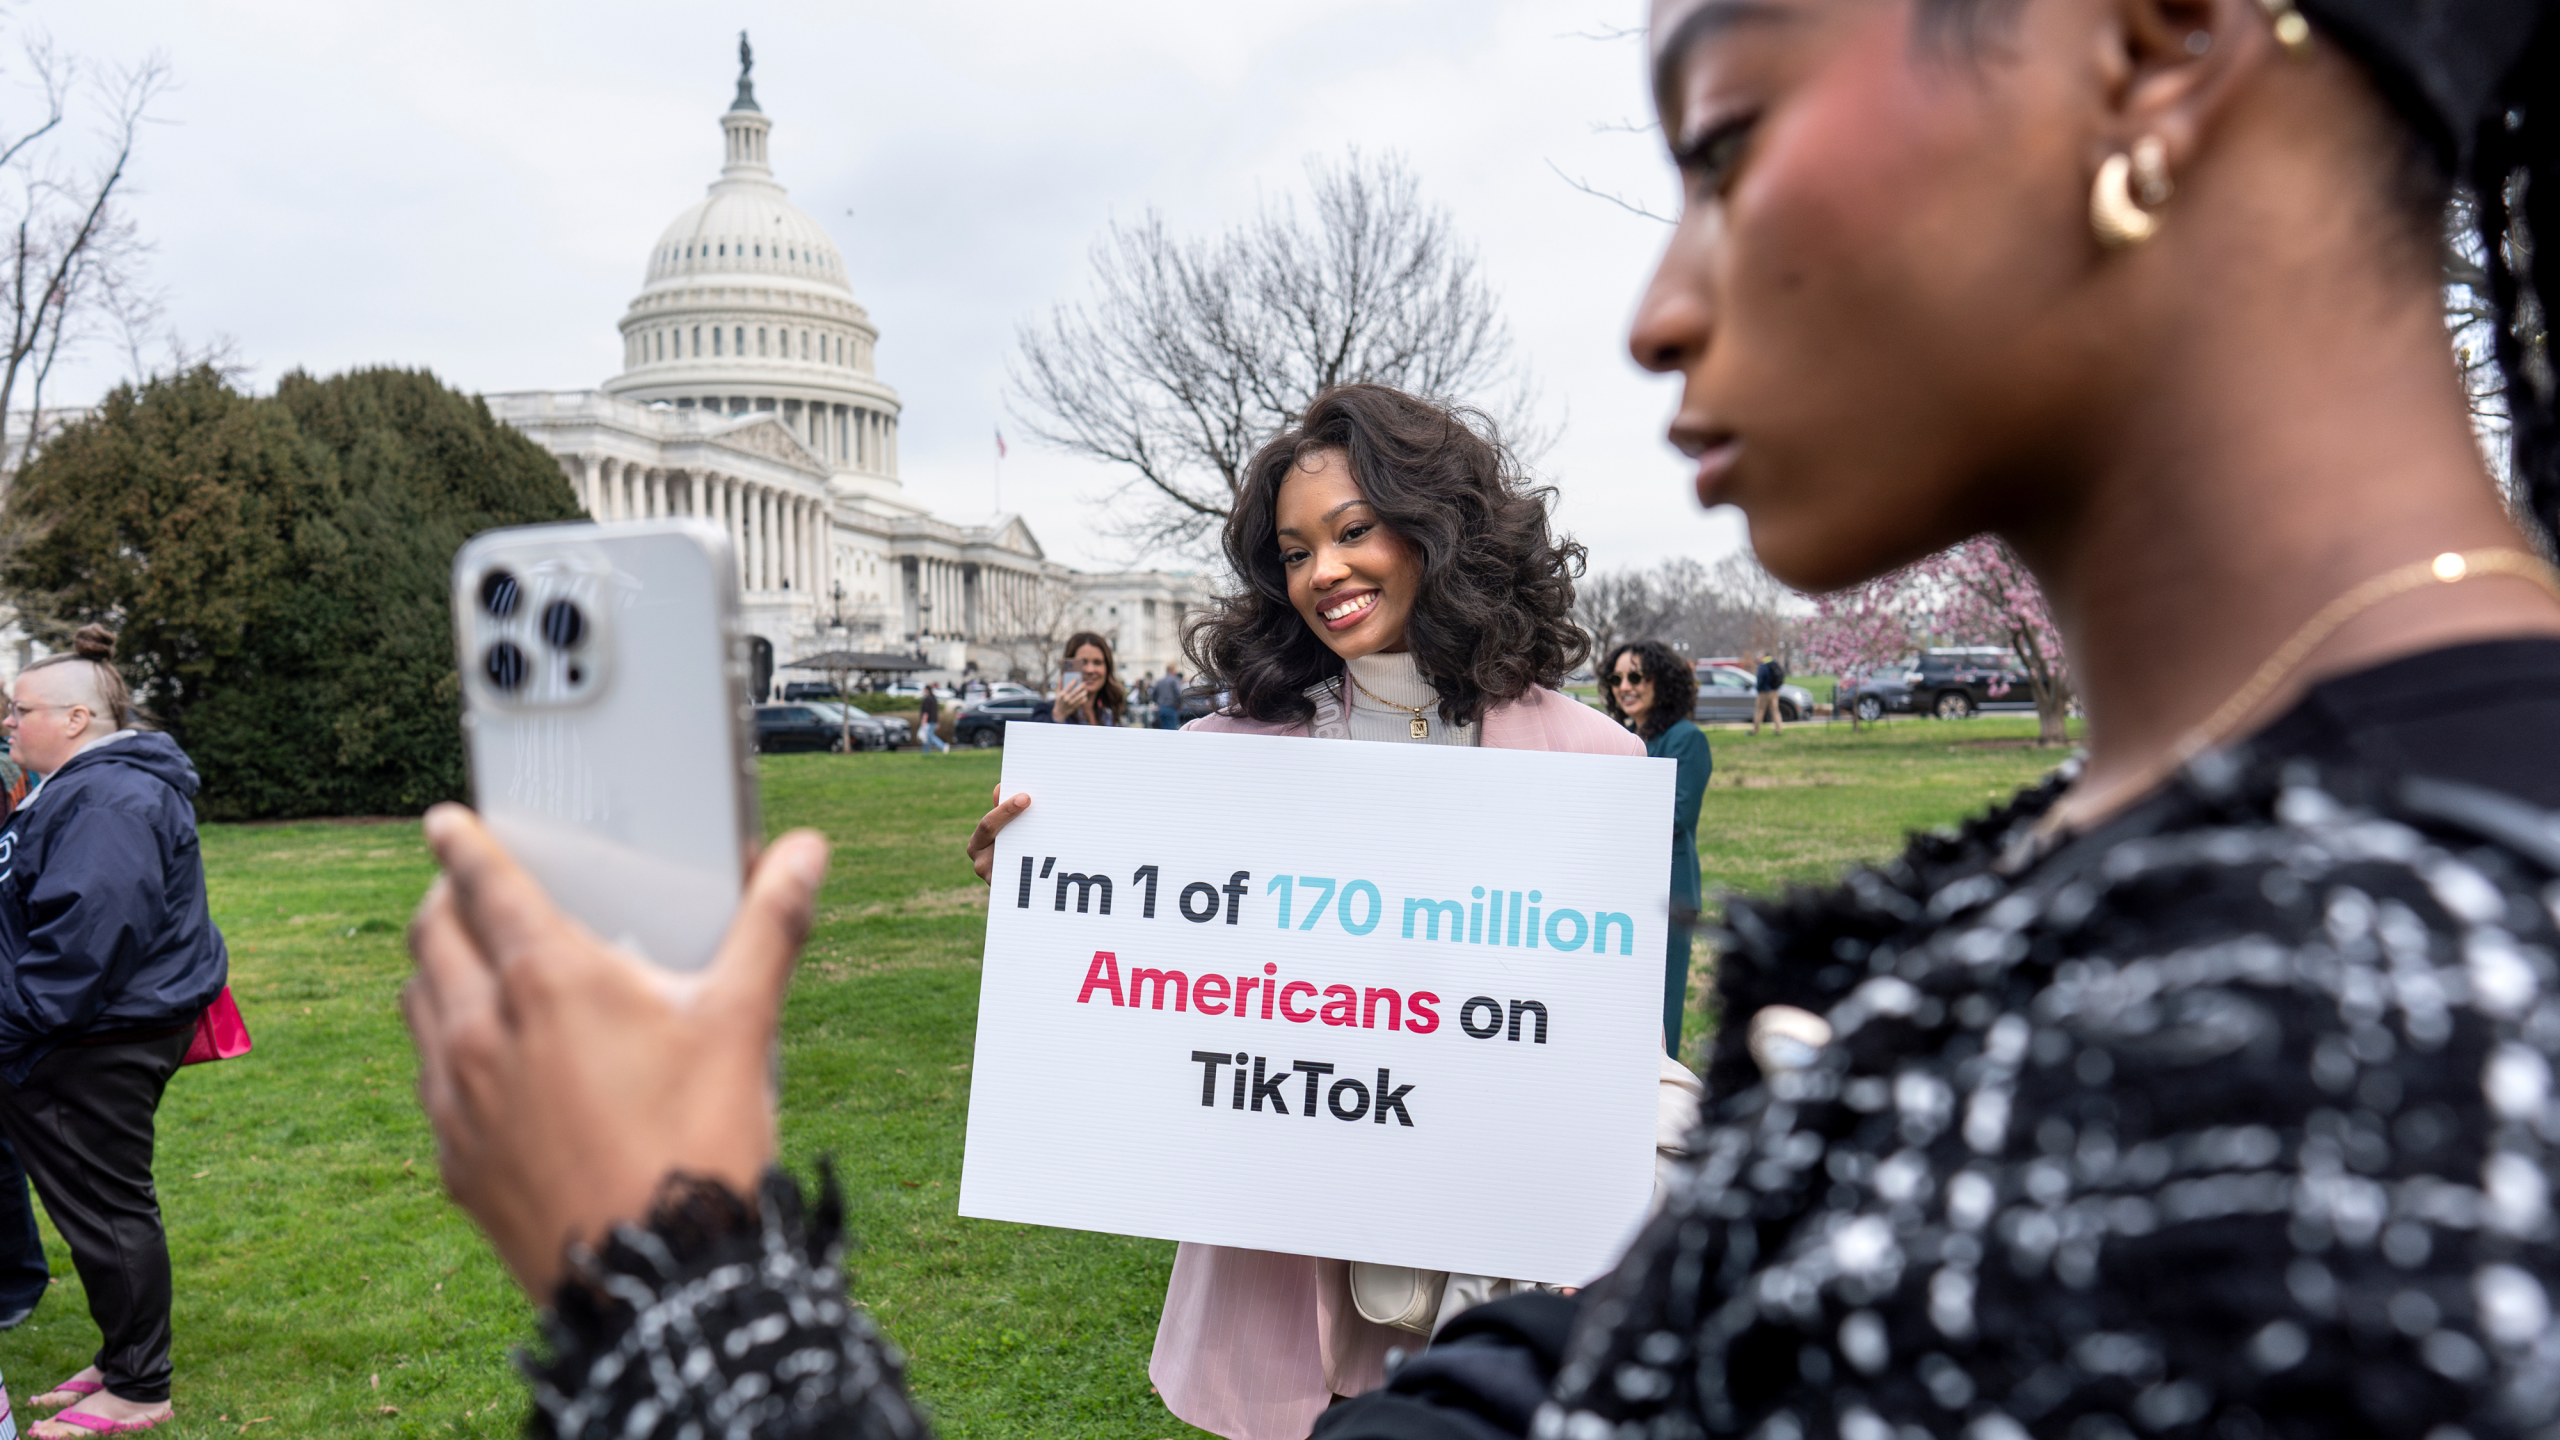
[402,0,2560,1428]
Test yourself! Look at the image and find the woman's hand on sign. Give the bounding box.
[402,803,829,1297]
[968,783,1030,883]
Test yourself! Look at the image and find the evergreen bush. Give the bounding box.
[1,366,582,818]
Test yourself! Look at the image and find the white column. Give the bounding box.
[724,478,744,588]
[783,498,799,591]
[756,489,773,591]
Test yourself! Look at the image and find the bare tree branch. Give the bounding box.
[1008,150,1537,561]
[1544,158,1677,225]
[0,38,173,477]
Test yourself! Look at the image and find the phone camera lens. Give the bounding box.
[540,599,586,650]
[480,570,522,618]
[484,642,529,692]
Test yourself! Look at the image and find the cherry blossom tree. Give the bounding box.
[1935,538,2073,744]
[1799,537,2075,743]
[1799,568,1919,730]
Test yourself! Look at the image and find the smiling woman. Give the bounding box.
[1183,384,1590,737]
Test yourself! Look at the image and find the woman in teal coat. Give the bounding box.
[1600,640,1710,1055]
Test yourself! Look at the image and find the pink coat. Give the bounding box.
[1148,685,1644,1440]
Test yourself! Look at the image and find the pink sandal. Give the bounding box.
[31,1409,173,1436]
[28,1379,99,1410]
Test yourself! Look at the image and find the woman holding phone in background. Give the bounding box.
[1046,630,1123,727]
[1598,640,1710,1057]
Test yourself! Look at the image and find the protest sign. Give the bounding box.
[957,722,1675,1283]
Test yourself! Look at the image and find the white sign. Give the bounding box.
[958,723,1675,1283]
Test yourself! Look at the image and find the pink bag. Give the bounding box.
[181,987,252,1066]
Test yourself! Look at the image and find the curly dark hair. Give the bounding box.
[1183,384,1589,729]
[1600,639,1696,742]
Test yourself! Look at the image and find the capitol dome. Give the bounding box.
[602,55,903,490]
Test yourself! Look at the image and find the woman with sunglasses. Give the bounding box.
[1600,641,1711,1056]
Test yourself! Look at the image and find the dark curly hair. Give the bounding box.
[1600,639,1696,742]
[1184,384,1589,729]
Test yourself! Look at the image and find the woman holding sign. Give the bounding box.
[969,382,1670,1440]
[1598,641,1710,1057]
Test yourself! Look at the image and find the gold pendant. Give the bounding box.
[1410,716,1429,739]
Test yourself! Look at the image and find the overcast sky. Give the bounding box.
[34,0,1747,577]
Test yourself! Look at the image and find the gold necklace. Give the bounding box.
[1345,672,1432,739]
[2040,547,2560,839]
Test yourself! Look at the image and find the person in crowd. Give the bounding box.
[0,748,44,1332]
[1152,665,1184,729]
[1750,651,1785,734]
[916,684,948,754]
[0,626,228,1438]
[967,383,1689,1440]
[1046,631,1123,727]
[1600,641,1711,1056]
[399,0,2560,1429]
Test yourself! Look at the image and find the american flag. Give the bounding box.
[995,429,1008,459]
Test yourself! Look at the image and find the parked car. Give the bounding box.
[753,703,855,753]
[953,696,1050,748]
[814,702,904,751]
[1840,648,2034,721]
[1691,663,1814,724]
[780,681,842,702]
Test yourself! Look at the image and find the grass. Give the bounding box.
[0,713,2073,1437]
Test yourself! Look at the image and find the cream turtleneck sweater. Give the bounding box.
[1342,651,1480,747]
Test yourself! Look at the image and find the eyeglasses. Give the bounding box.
[1610,671,1650,688]
[0,701,75,722]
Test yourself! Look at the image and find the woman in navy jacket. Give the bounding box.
[0,625,225,1437]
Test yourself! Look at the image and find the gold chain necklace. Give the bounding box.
[1345,672,1432,739]
[2039,547,2560,839]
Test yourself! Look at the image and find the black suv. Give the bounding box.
[953,697,1050,748]
[1841,648,2033,721]
[752,704,848,753]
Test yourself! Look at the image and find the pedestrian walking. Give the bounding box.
[1600,641,1710,1056]
[1151,666,1183,729]
[1750,652,1785,734]
[0,626,227,1437]
[916,684,948,754]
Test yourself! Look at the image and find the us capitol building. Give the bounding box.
[486,46,1209,698]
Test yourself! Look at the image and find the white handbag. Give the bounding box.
[1348,1263,1447,1334]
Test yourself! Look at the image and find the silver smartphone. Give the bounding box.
[451,520,759,971]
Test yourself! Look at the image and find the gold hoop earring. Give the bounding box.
[2090,147,2163,249]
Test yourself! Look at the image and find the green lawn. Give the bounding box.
[0,714,2074,1437]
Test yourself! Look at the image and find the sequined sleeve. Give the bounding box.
[1548,762,2560,1439]
[525,1168,930,1440]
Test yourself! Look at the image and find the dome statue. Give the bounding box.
[602,45,905,499]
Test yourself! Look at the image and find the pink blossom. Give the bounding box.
[1800,537,2073,743]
